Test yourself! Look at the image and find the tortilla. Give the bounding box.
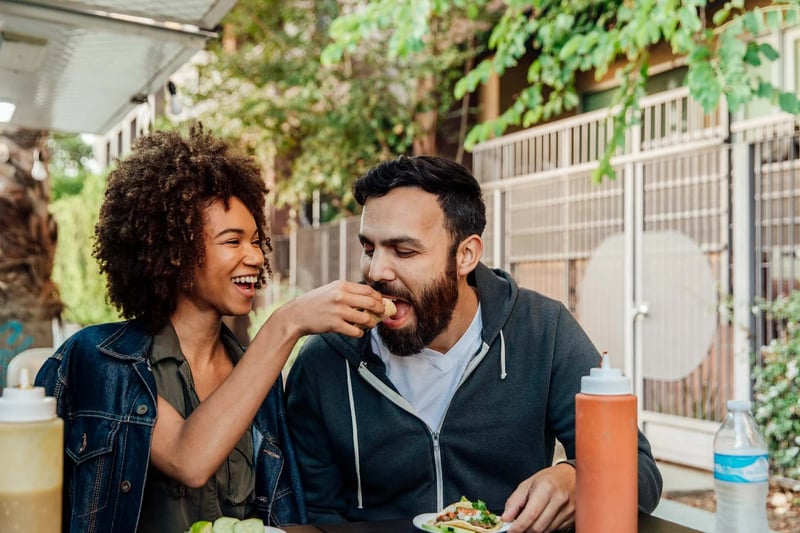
[427,498,503,533]
[368,298,396,322]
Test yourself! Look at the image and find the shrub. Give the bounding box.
[51,170,120,326]
[248,284,305,372]
[753,291,800,480]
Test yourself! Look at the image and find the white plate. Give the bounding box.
[264,527,286,533]
[412,512,512,532]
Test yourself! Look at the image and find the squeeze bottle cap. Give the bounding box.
[580,352,632,395]
[726,399,752,412]
[0,368,56,422]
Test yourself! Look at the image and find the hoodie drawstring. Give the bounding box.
[500,329,507,380]
[345,360,364,508]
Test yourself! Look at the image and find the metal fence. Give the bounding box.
[267,87,800,469]
[753,132,800,355]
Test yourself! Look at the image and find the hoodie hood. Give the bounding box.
[315,262,519,366]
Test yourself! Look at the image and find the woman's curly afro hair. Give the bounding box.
[94,123,271,331]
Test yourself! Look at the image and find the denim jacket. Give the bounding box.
[35,319,306,533]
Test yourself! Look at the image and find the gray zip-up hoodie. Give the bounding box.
[285,263,662,524]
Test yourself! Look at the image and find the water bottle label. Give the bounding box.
[713,453,769,483]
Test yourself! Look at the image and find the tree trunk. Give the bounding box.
[412,73,438,156]
[0,127,62,386]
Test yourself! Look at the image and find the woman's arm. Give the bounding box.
[149,280,388,487]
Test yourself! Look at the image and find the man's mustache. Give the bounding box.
[367,281,414,304]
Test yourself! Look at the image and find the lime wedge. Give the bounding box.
[187,521,213,533]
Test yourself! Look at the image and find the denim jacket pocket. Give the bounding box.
[65,415,120,518]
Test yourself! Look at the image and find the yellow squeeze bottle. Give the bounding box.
[0,368,63,532]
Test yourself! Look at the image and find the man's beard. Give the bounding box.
[368,260,459,356]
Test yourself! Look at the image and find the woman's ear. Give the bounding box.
[456,235,483,276]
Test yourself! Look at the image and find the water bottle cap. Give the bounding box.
[726,399,753,412]
[0,368,56,422]
[580,352,632,395]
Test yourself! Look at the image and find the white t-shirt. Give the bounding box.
[371,305,483,430]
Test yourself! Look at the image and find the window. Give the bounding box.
[582,67,688,112]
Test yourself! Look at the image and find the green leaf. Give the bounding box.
[677,5,702,33]
[727,92,745,112]
[778,91,800,114]
[759,42,779,62]
[713,6,731,26]
[756,81,774,99]
[320,45,344,67]
[743,9,764,35]
[559,35,582,60]
[687,62,723,113]
[689,44,711,63]
[563,89,580,110]
[743,42,762,66]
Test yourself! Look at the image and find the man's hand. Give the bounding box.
[501,462,576,533]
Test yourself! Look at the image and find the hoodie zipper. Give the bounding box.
[431,431,444,511]
[356,341,490,512]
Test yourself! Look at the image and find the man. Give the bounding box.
[285,156,663,532]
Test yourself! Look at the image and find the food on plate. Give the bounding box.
[424,497,503,533]
[211,517,239,532]
[185,517,264,533]
[231,518,264,533]
[368,298,397,322]
[188,521,212,533]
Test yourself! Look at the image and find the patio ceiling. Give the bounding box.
[0,0,236,134]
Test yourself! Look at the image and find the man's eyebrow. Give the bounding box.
[358,233,423,248]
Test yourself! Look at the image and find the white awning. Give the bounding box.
[0,0,236,134]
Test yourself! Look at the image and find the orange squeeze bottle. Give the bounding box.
[575,352,637,533]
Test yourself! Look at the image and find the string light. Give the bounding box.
[167,80,182,115]
[31,149,47,181]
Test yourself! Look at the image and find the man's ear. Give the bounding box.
[456,235,483,276]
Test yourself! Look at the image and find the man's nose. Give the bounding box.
[366,250,395,282]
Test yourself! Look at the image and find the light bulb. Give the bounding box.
[170,96,182,115]
[167,80,182,115]
[31,149,47,181]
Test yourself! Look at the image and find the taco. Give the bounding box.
[426,497,503,533]
[368,298,396,322]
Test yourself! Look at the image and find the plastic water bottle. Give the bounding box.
[713,399,770,533]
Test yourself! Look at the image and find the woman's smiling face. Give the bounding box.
[186,196,265,318]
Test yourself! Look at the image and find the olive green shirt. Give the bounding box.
[137,323,255,533]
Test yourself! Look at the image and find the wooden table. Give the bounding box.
[283,513,702,533]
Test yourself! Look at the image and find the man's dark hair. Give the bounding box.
[353,156,486,250]
[93,123,271,330]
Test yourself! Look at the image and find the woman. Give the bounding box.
[35,125,388,533]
